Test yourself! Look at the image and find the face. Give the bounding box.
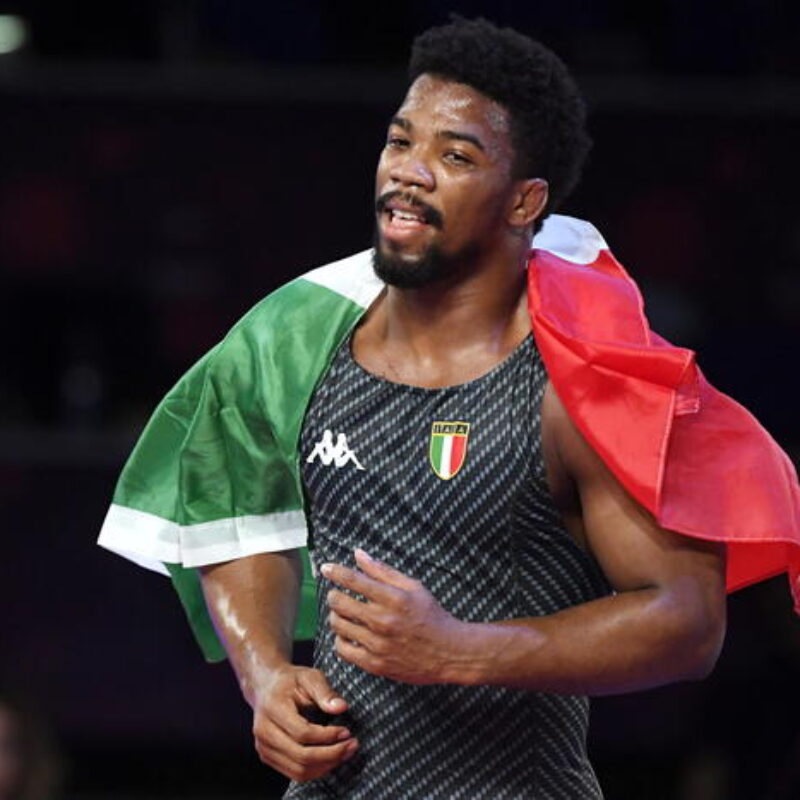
[374,74,521,288]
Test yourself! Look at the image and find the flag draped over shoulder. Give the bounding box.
[528,217,800,609]
[99,252,385,660]
[99,215,800,662]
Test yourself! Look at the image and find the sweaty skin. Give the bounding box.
[200,551,359,782]
[199,74,726,783]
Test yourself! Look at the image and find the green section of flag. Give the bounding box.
[430,434,445,476]
[112,276,367,661]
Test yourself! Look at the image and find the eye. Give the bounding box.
[444,151,472,166]
[386,135,410,149]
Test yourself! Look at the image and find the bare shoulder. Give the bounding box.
[541,380,726,603]
[540,381,586,547]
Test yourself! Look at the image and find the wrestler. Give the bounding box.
[200,20,725,798]
[99,16,799,799]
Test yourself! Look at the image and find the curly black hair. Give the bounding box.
[408,17,591,220]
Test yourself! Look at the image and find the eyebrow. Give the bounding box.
[389,116,486,153]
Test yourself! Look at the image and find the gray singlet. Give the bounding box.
[288,332,610,799]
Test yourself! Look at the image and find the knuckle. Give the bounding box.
[373,614,395,635]
[254,744,272,766]
[387,592,407,613]
[294,728,314,746]
[362,653,379,673]
[372,637,389,656]
[286,765,304,781]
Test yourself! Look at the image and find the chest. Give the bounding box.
[300,334,610,620]
[301,336,543,588]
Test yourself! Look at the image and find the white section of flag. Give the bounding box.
[440,436,454,479]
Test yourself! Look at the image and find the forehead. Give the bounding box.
[395,74,511,141]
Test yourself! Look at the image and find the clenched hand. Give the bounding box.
[251,664,357,782]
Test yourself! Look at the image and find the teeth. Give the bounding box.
[391,209,423,222]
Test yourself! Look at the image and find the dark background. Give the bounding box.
[1,1,799,798]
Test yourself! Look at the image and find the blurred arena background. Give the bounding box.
[1,1,799,798]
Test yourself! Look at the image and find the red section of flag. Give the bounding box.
[450,434,467,475]
[527,247,800,612]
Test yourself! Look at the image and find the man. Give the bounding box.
[99,17,799,799]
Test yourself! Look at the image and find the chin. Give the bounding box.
[372,240,447,289]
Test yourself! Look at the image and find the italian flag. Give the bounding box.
[429,422,470,479]
[98,215,800,663]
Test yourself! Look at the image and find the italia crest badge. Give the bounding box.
[429,421,470,480]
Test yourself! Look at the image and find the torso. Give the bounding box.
[288,331,610,799]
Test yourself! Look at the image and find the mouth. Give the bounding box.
[376,193,442,246]
[390,205,427,222]
[385,206,429,228]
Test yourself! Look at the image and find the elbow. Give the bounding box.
[642,574,727,684]
[675,596,727,682]
[683,638,722,681]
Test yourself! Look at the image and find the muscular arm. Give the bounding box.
[201,551,301,703]
[200,551,358,780]
[466,382,728,694]
[326,384,727,696]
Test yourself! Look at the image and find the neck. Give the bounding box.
[379,241,531,357]
[352,237,534,388]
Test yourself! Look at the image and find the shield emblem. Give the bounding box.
[429,421,470,480]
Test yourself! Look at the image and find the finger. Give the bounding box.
[327,588,374,626]
[256,715,358,764]
[329,609,382,651]
[258,747,348,784]
[335,634,384,676]
[256,745,330,783]
[320,561,399,603]
[354,548,419,590]
[256,732,358,782]
[260,700,351,747]
[295,667,349,717]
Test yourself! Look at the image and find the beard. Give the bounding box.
[371,228,482,289]
[372,231,451,289]
[372,189,458,289]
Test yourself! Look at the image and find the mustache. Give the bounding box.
[375,191,444,229]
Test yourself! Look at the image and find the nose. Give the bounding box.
[389,150,435,192]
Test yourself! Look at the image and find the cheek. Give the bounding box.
[448,185,509,232]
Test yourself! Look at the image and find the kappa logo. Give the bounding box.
[306,429,366,470]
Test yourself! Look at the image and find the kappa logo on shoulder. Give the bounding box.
[306,429,366,470]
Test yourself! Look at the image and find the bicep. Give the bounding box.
[544,383,726,601]
[201,549,303,606]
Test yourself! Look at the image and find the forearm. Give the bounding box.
[202,551,358,779]
[200,550,302,706]
[443,581,726,695]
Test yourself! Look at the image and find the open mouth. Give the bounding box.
[385,207,429,227]
[376,193,442,242]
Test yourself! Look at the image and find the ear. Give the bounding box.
[507,178,549,231]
